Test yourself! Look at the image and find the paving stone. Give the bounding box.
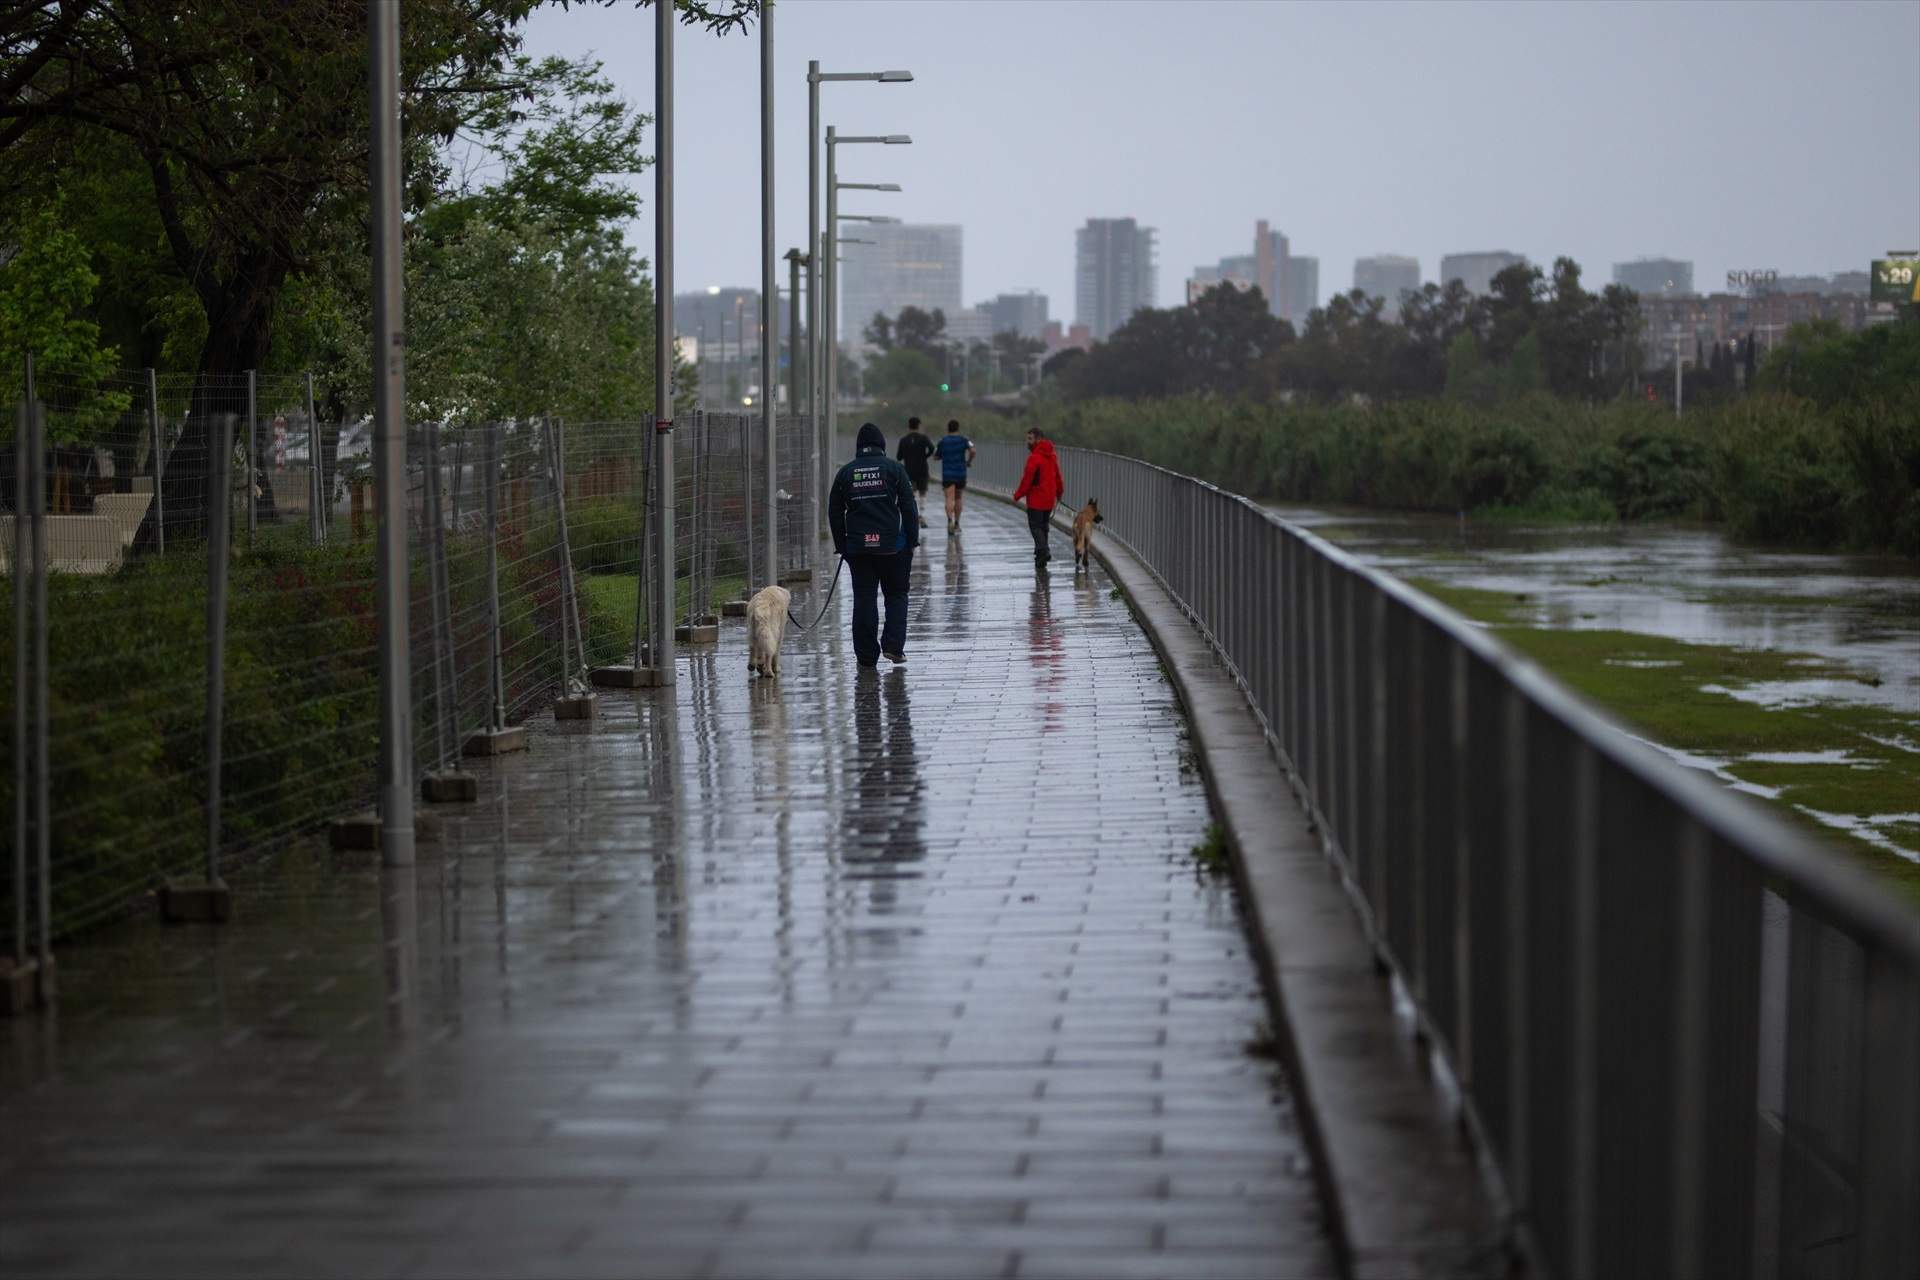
[0,503,1333,1278]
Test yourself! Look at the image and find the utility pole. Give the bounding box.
[807,61,822,573]
[367,0,413,868]
[758,4,777,590]
[651,0,676,684]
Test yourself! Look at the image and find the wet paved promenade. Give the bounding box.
[0,502,1333,1279]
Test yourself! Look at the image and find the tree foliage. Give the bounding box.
[1051,258,1644,406]
[0,197,130,436]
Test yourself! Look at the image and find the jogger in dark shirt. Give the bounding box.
[896,417,935,527]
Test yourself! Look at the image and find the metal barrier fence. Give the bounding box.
[972,439,1920,1280]
[3,376,807,963]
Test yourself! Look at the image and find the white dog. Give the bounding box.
[746,584,792,677]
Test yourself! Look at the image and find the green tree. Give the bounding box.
[864,347,940,398]
[4,0,751,536]
[0,199,130,436]
[892,306,948,357]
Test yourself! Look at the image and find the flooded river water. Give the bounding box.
[1268,508,1920,865]
[1269,508,1920,714]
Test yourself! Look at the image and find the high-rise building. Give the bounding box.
[1075,218,1157,341]
[1441,251,1527,297]
[1187,255,1258,304]
[1184,222,1315,321]
[1283,256,1319,323]
[838,222,963,345]
[984,290,1049,339]
[945,308,995,345]
[1613,257,1694,297]
[1353,255,1421,312]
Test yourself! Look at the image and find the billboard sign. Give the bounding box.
[1870,258,1920,304]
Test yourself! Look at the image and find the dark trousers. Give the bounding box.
[848,551,912,664]
[1027,506,1053,562]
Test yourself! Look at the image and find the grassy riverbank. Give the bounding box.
[1410,578,1920,896]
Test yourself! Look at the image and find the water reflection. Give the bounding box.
[842,669,923,946]
[379,863,419,1041]
[1030,576,1067,734]
[1272,506,1920,712]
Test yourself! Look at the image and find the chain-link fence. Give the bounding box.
[3,368,813,967]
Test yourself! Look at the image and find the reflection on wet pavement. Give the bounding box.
[0,502,1332,1279]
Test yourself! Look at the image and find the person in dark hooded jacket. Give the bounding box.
[829,423,920,667]
[1012,427,1066,568]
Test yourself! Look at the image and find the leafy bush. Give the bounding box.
[1005,388,1915,556]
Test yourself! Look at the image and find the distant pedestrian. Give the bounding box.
[830,423,920,668]
[896,416,935,527]
[932,418,975,536]
[1012,427,1065,569]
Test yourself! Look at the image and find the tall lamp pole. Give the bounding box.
[758,5,777,589]
[823,136,909,477]
[651,0,675,685]
[367,0,412,868]
[807,63,911,572]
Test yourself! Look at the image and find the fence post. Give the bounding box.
[4,391,48,1011]
[421,424,479,800]
[550,416,595,720]
[245,369,257,541]
[25,395,53,992]
[449,432,464,530]
[160,415,234,924]
[742,415,755,602]
[147,368,165,555]
[10,398,27,996]
[305,373,323,544]
[462,423,527,755]
[674,411,717,646]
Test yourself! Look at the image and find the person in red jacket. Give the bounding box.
[1012,427,1066,569]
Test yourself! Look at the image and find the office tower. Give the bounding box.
[1075,218,1158,341]
[1612,258,1695,297]
[838,223,963,345]
[1441,251,1527,297]
[1187,222,1317,324]
[984,291,1050,339]
[1353,254,1422,313]
[1283,256,1319,323]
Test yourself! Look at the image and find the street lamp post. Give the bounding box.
[807,64,910,572]
[824,134,908,476]
[367,0,412,868]
[759,4,776,589]
[651,0,675,686]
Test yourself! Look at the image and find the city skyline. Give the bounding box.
[518,0,1915,326]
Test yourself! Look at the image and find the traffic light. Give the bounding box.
[939,382,950,393]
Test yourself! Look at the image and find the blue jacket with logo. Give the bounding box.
[829,425,920,557]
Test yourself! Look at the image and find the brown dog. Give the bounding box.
[1071,499,1103,571]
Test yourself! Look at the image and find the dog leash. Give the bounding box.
[784,554,847,632]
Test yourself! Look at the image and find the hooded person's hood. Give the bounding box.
[857,423,886,454]
[1029,438,1057,461]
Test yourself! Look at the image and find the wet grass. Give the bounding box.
[584,572,747,632]
[1407,575,1920,897]
[1190,823,1231,877]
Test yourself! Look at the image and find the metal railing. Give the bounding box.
[973,439,1920,1280]
[3,375,808,956]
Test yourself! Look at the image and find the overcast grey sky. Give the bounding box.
[521,0,1919,315]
